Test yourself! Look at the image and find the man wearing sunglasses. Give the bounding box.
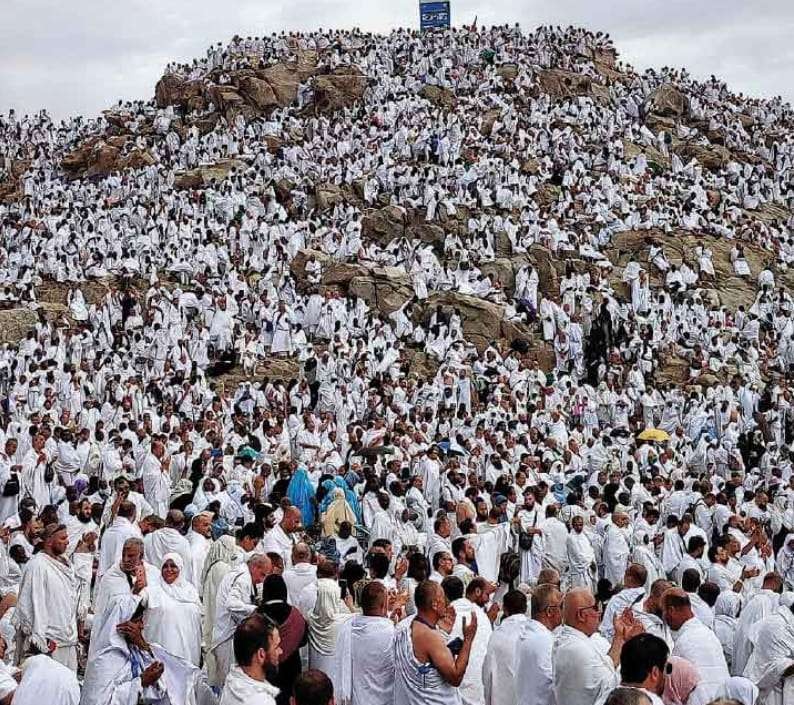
[553,587,644,705]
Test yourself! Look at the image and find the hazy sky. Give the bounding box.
[2,0,792,120]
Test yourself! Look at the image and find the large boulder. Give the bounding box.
[318,262,413,314]
[314,183,346,210]
[496,63,518,81]
[420,84,457,110]
[208,85,247,120]
[537,69,599,102]
[312,71,367,112]
[479,108,502,136]
[154,74,206,111]
[259,63,301,106]
[480,259,516,293]
[409,223,446,247]
[173,160,247,189]
[237,76,279,111]
[290,249,332,286]
[62,138,155,179]
[644,83,689,120]
[0,158,31,203]
[362,206,408,245]
[422,292,506,351]
[348,268,414,315]
[0,309,37,343]
[673,142,731,170]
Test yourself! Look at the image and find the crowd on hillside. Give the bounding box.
[1,20,794,705]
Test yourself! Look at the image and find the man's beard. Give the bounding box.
[77,513,93,524]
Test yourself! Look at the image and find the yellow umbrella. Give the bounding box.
[637,428,670,443]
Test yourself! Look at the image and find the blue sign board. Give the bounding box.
[420,1,450,30]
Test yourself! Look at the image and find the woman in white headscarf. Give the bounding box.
[307,578,353,692]
[144,553,203,666]
[713,591,742,672]
[82,594,215,705]
[201,535,241,679]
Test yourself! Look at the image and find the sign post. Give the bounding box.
[420,1,451,31]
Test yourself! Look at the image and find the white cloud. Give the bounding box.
[0,0,792,119]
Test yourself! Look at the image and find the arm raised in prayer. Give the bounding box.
[414,613,477,688]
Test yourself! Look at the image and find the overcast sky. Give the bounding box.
[2,0,792,120]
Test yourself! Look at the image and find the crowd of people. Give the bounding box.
[1,18,794,705]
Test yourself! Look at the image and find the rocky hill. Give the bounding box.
[1,26,793,391]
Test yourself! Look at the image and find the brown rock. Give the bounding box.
[290,249,332,285]
[480,108,502,136]
[208,85,245,118]
[314,183,345,210]
[409,223,446,247]
[422,292,505,351]
[673,142,731,170]
[403,350,440,379]
[173,160,246,189]
[480,259,516,293]
[259,63,300,106]
[420,84,457,110]
[0,309,38,343]
[362,206,408,245]
[537,68,596,101]
[154,74,205,111]
[644,83,689,120]
[312,72,367,112]
[348,268,414,315]
[521,159,540,175]
[528,245,561,300]
[496,64,518,82]
[237,76,279,111]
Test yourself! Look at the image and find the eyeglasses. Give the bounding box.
[579,603,601,614]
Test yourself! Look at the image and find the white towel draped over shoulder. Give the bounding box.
[336,615,395,705]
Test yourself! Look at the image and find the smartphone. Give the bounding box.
[339,579,348,600]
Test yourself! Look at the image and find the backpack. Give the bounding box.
[499,549,520,586]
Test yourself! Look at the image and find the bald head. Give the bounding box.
[166,509,185,529]
[537,568,561,587]
[562,587,600,636]
[292,542,311,564]
[282,506,302,533]
[624,563,647,588]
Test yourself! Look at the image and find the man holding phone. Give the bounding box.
[393,580,477,705]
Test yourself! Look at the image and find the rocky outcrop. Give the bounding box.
[0,159,31,203]
[320,262,414,315]
[61,137,156,179]
[672,142,731,171]
[644,83,689,120]
[154,57,320,120]
[312,70,367,112]
[155,74,207,112]
[361,206,409,245]
[537,68,609,104]
[173,160,247,189]
[608,228,773,310]
[290,249,332,285]
[0,309,38,343]
[420,84,457,110]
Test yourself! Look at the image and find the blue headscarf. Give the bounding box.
[318,479,338,514]
[287,466,316,526]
